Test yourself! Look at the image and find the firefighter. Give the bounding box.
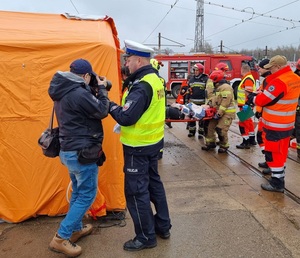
[186,63,209,138]
[255,59,272,174]
[206,62,230,101]
[236,64,257,149]
[247,55,300,192]
[201,70,236,153]
[293,58,300,158]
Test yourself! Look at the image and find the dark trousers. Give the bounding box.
[123,140,171,244]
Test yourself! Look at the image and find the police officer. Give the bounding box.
[187,63,209,137]
[109,40,171,251]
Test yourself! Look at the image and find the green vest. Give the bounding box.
[121,73,165,147]
[237,74,255,106]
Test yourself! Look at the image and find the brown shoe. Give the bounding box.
[49,234,82,257]
[70,224,93,243]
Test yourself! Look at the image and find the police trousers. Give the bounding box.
[122,140,171,244]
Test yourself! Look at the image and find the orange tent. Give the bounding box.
[0,11,126,223]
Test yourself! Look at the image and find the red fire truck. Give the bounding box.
[154,53,259,98]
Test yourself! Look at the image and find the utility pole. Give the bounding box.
[194,0,204,52]
[219,40,223,53]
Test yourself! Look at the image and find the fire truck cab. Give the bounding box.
[154,53,259,98]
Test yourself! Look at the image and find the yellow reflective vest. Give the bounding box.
[121,73,165,147]
[237,73,255,106]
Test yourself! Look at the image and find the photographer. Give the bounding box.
[48,58,110,257]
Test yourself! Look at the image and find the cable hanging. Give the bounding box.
[143,0,180,43]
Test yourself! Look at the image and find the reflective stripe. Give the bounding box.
[277,98,299,104]
[131,121,165,130]
[190,99,205,103]
[225,109,236,113]
[264,108,296,117]
[263,90,276,100]
[122,130,164,142]
[262,118,295,129]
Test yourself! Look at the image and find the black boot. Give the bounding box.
[258,162,268,168]
[249,136,257,146]
[165,122,172,128]
[201,143,217,151]
[262,168,271,175]
[236,139,250,149]
[261,177,284,193]
[188,131,195,137]
[218,147,228,153]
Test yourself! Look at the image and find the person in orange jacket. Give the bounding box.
[247,55,300,192]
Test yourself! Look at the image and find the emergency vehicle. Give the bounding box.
[154,53,259,98]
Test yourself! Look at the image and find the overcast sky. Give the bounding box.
[1,0,300,54]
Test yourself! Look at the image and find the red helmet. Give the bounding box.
[296,58,300,70]
[215,62,229,72]
[209,70,225,83]
[193,63,204,73]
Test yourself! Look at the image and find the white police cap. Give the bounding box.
[124,40,154,58]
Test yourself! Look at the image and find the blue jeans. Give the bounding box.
[57,151,98,239]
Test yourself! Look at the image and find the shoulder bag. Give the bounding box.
[38,106,60,158]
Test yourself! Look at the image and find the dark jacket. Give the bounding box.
[48,71,109,151]
[187,73,209,103]
[109,65,155,126]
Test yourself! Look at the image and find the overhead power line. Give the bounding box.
[143,0,180,43]
[204,1,300,24]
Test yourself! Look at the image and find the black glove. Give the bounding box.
[246,92,257,106]
[255,111,262,119]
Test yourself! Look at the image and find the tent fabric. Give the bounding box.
[0,11,126,223]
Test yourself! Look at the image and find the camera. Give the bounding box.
[89,73,112,93]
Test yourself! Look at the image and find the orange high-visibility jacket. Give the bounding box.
[254,66,300,131]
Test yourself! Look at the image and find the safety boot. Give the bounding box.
[188,132,195,137]
[262,168,271,175]
[70,224,93,243]
[218,147,228,153]
[258,162,268,168]
[249,136,257,146]
[201,143,217,151]
[261,177,284,193]
[49,234,82,257]
[165,122,172,128]
[236,139,250,149]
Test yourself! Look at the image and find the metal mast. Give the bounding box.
[194,0,204,52]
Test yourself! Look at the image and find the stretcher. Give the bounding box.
[165,117,212,123]
[165,107,216,123]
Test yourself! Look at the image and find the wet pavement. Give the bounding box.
[1,113,300,258]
